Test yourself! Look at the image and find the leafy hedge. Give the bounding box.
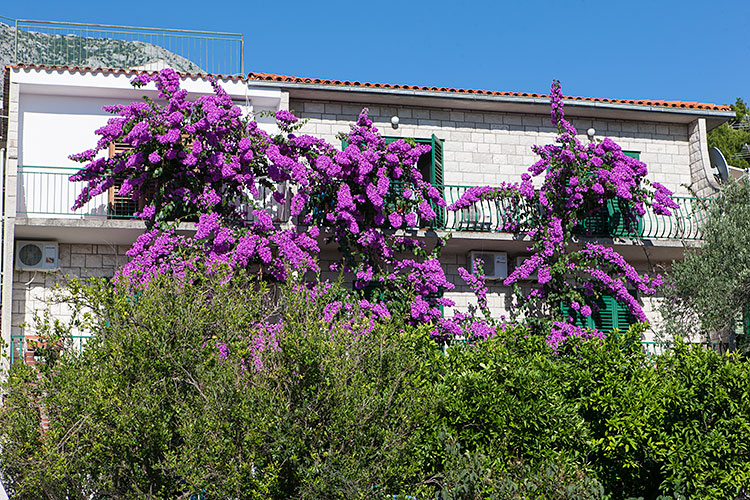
[2,277,750,499]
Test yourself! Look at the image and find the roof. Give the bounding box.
[247,72,732,112]
[4,64,732,113]
[5,63,247,83]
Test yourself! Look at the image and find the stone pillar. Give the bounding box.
[688,118,720,198]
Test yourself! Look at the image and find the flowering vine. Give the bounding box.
[448,80,678,346]
[70,69,454,337]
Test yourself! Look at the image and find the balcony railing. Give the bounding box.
[16,170,710,240]
[10,19,244,76]
[10,333,92,365]
[430,185,709,240]
[16,166,290,222]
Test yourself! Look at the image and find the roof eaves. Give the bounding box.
[246,78,736,118]
[7,63,248,83]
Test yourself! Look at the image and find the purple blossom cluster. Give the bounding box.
[71,69,456,338]
[71,70,676,350]
[547,321,605,351]
[445,80,678,347]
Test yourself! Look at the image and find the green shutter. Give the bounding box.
[342,139,349,149]
[561,296,635,334]
[431,135,444,186]
[623,151,640,160]
[431,135,445,228]
[608,200,644,238]
[594,296,635,333]
[593,296,616,333]
[560,302,592,329]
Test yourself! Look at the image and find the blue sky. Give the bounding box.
[3,0,748,107]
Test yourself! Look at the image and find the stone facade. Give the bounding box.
[688,118,721,198]
[290,99,694,195]
[10,243,130,337]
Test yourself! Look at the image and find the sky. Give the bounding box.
[2,0,749,107]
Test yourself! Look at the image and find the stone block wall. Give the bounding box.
[289,99,693,195]
[11,243,131,336]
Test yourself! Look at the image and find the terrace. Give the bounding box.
[15,166,711,241]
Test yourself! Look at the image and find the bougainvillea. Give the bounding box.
[70,70,676,347]
[70,69,454,336]
[448,80,678,347]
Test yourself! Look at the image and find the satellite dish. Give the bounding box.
[709,147,730,183]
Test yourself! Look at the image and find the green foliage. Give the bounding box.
[0,275,440,499]
[661,179,750,341]
[708,98,750,170]
[3,280,750,499]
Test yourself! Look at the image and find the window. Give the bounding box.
[560,295,636,333]
[108,142,139,218]
[342,135,444,186]
[342,134,445,228]
[575,151,642,238]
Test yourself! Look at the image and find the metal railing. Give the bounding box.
[430,185,709,241]
[10,333,93,364]
[642,341,732,356]
[10,18,244,76]
[16,166,291,222]
[16,172,711,240]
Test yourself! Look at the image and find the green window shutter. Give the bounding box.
[431,134,444,186]
[593,296,616,333]
[430,135,445,228]
[614,299,636,332]
[562,296,635,334]
[560,302,592,329]
[623,151,640,160]
[593,296,636,333]
[342,139,349,149]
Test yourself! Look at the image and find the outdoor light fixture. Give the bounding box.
[587,127,596,140]
[391,115,400,128]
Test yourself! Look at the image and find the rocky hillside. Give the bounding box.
[1,22,204,97]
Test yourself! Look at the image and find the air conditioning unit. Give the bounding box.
[515,256,537,281]
[15,241,59,271]
[469,251,507,280]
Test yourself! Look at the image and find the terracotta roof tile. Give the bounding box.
[6,63,247,83]
[5,65,732,113]
[247,72,732,112]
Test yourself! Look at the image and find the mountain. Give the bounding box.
[1,22,205,97]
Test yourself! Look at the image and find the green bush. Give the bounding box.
[0,275,441,499]
[3,277,750,499]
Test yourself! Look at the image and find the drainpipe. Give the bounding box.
[0,146,4,368]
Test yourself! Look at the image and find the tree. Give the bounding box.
[708,97,750,170]
[661,179,750,345]
[0,274,442,499]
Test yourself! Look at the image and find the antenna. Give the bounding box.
[709,147,730,183]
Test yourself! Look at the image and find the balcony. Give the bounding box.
[431,184,709,241]
[6,18,244,76]
[16,166,290,223]
[16,170,710,241]
[10,333,92,365]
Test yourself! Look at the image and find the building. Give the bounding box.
[0,63,734,366]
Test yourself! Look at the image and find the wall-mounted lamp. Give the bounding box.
[391,115,400,129]
[586,127,596,141]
